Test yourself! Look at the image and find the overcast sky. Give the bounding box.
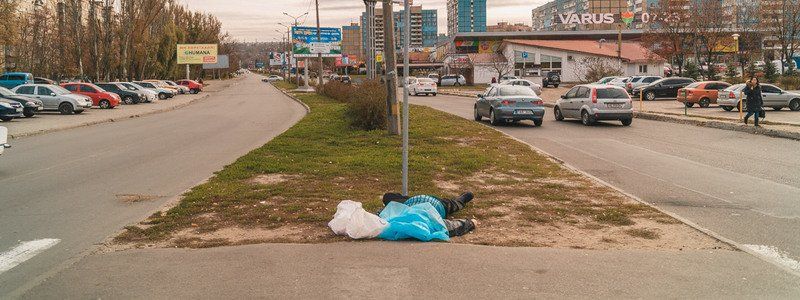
[179,0,549,42]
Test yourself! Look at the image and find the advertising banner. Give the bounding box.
[292,26,342,57]
[177,44,218,64]
[203,55,230,69]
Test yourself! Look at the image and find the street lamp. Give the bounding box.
[732,33,740,75]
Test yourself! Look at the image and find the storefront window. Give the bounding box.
[541,54,562,72]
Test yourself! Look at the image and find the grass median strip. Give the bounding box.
[115,82,728,250]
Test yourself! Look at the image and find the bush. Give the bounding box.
[725,64,738,79]
[778,75,800,90]
[683,62,701,80]
[319,80,355,102]
[346,79,387,130]
[764,61,778,82]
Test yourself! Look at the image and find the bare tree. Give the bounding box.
[570,57,624,83]
[483,53,513,81]
[761,0,800,73]
[642,0,694,75]
[692,0,728,79]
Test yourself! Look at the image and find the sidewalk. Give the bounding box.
[5,77,243,138]
[21,242,800,298]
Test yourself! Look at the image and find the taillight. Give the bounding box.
[729,91,735,98]
[501,100,516,106]
[591,88,597,103]
[627,83,632,89]
[533,100,543,105]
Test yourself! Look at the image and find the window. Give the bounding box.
[37,87,53,96]
[596,88,629,99]
[499,86,536,96]
[64,85,78,92]
[643,77,659,83]
[8,75,24,81]
[638,65,648,73]
[762,85,781,93]
[80,85,97,93]
[576,87,590,98]
[540,54,562,72]
[565,87,579,98]
[0,75,6,80]
[16,86,35,94]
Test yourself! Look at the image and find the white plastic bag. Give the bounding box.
[328,200,388,239]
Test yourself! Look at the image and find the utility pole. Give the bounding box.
[282,12,308,87]
[57,0,65,80]
[401,0,410,195]
[382,0,400,135]
[315,0,323,90]
[364,0,376,79]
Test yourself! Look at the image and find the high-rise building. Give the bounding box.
[447,0,487,36]
[361,5,438,52]
[341,23,362,57]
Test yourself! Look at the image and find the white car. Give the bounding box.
[439,74,467,86]
[500,79,542,96]
[134,81,174,100]
[118,82,158,103]
[0,126,9,156]
[407,77,438,96]
[607,77,630,89]
[265,75,283,82]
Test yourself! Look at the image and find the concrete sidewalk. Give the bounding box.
[21,242,800,298]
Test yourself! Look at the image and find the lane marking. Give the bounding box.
[744,244,800,273]
[0,239,61,275]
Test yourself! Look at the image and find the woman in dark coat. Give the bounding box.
[742,77,764,126]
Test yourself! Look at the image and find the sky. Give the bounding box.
[178,0,549,42]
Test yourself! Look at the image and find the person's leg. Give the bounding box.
[442,218,477,237]
[754,109,760,126]
[382,193,409,206]
[438,192,474,216]
[744,111,754,124]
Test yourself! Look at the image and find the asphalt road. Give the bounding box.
[0,75,307,296]
[409,92,800,275]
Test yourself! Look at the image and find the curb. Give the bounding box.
[8,78,243,140]
[269,83,312,113]
[438,92,800,141]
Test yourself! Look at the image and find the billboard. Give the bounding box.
[203,55,230,69]
[292,26,342,57]
[177,44,218,64]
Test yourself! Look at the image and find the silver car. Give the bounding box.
[12,84,92,114]
[133,81,174,100]
[500,79,542,96]
[717,83,800,111]
[474,85,545,126]
[554,84,633,126]
[440,74,467,86]
[625,76,661,93]
[118,82,157,103]
[607,77,630,89]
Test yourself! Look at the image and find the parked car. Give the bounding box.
[632,77,696,101]
[607,77,630,89]
[501,79,542,96]
[0,72,34,89]
[676,81,731,108]
[0,126,9,156]
[717,83,800,111]
[500,75,519,81]
[428,73,440,82]
[12,84,92,114]
[474,85,545,126]
[117,82,157,103]
[61,82,121,109]
[133,81,174,100]
[96,83,143,104]
[541,71,561,88]
[339,75,352,84]
[34,77,57,85]
[408,77,438,96]
[264,75,283,82]
[554,84,633,126]
[143,80,180,95]
[440,74,467,86]
[594,76,621,84]
[0,98,24,121]
[176,79,203,94]
[0,86,43,117]
[164,80,191,94]
[626,76,662,93]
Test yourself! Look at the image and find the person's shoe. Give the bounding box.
[744,118,748,125]
[456,192,474,204]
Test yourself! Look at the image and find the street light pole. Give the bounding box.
[401,0,410,195]
[382,0,400,135]
[363,0,377,79]
[282,12,309,86]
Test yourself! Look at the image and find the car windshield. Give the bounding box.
[0,87,13,96]
[596,88,629,99]
[126,83,145,90]
[418,78,434,83]
[50,85,71,95]
[498,86,537,96]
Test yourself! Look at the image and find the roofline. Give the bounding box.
[454,29,644,40]
[502,40,664,63]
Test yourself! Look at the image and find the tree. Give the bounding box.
[570,56,623,83]
[683,61,701,80]
[642,0,694,75]
[691,0,727,80]
[725,63,739,81]
[733,2,764,76]
[484,52,513,81]
[761,0,800,74]
[764,60,779,82]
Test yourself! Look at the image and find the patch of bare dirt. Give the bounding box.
[248,174,300,185]
[116,194,163,203]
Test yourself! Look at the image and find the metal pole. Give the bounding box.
[315,0,323,89]
[186,64,189,80]
[383,0,400,135]
[363,1,375,80]
[401,0,410,195]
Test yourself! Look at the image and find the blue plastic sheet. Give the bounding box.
[378,201,450,242]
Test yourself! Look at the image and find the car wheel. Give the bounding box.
[772,107,782,111]
[621,118,633,126]
[474,106,482,121]
[722,106,734,111]
[432,93,437,96]
[790,99,800,111]
[699,98,711,108]
[58,102,74,115]
[99,100,111,109]
[190,89,199,94]
[581,110,595,126]
[123,96,135,105]
[23,109,35,118]
[0,116,12,122]
[684,102,694,108]
[490,109,500,126]
[554,84,559,88]
[533,119,543,127]
[455,82,461,87]
[158,93,167,100]
[645,91,656,101]
[554,106,564,121]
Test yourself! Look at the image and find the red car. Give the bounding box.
[61,82,121,109]
[176,79,203,94]
[676,81,731,108]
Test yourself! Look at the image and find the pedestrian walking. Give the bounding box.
[491,77,497,84]
[743,77,764,127]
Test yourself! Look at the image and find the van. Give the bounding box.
[0,72,34,89]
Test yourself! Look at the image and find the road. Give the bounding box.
[409,92,800,275]
[0,75,307,297]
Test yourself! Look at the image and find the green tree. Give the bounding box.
[763,61,778,82]
[683,61,701,80]
[725,63,738,79]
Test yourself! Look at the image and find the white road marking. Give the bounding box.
[744,244,800,273]
[0,239,61,275]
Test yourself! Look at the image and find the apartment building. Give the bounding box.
[361,5,438,53]
[447,0,487,36]
[341,23,362,57]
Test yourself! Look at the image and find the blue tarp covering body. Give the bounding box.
[378,201,450,242]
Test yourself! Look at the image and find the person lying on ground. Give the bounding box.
[381,192,478,237]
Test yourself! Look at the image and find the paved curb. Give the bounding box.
[8,78,243,139]
[269,83,311,113]
[439,91,800,141]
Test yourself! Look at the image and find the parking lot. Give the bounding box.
[2,78,239,138]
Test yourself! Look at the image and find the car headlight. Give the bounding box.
[0,102,12,108]
[25,102,38,107]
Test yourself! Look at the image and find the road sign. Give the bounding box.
[376,53,383,63]
[177,44,218,64]
[521,52,529,59]
[203,55,230,69]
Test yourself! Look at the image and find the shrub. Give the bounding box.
[346,79,387,130]
[764,61,778,83]
[725,64,738,79]
[778,75,800,90]
[683,62,701,80]
[319,80,355,102]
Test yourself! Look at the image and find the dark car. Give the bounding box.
[0,98,24,122]
[0,86,43,117]
[632,77,696,101]
[542,71,561,88]
[96,82,143,104]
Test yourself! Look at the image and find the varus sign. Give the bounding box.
[556,13,616,25]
